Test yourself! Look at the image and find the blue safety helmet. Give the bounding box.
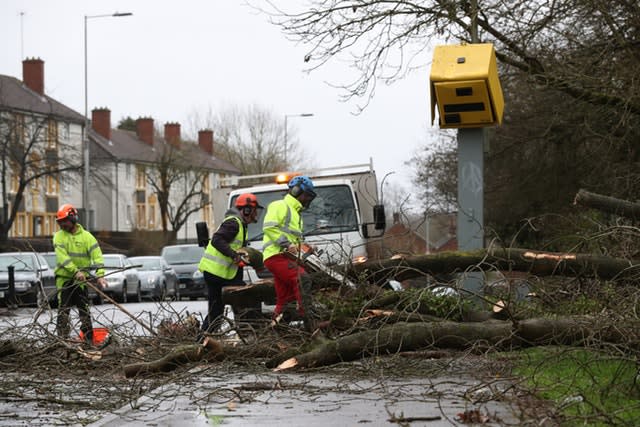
[288,175,316,198]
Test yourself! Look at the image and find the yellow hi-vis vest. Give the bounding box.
[53,223,105,289]
[262,194,303,261]
[198,215,244,280]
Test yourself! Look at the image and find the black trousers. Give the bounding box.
[201,270,242,333]
[56,280,94,340]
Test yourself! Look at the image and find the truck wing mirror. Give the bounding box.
[196,222,210,247]
[373,204,386,230]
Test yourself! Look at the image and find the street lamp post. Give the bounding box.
[283,113,314,168]
[83,12,132,228]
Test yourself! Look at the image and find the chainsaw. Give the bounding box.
[285,243,357,289]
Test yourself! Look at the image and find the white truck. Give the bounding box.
[210,160,387,283]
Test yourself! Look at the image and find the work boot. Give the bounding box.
[56,309,71,339]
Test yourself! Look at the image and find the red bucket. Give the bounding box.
[78,327,111,346]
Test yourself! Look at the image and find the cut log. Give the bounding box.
[273,317,621,370]
[222,280,276,307]
[123,338,223,378]
[574,189,640,220]
[350,247,639,283]
[0,340,17,358]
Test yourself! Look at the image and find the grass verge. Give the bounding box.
[507,346,640,426]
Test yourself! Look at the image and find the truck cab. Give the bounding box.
[211,162,386,288]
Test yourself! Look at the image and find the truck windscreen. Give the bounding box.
[231,184,359,242]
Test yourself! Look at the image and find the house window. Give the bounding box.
[14,113,25,144]
[125,163,131,180]
[45,214,57,235]
[10,165,19,193]
[47,119,58,149]
[136,203,146,229]
[136,165,146,189]
[12,213,27,237]
[149,204,156,229]
[148,194,157,229]
[46,173,59,195]
[29,153,42,191]
[61,122,70,141]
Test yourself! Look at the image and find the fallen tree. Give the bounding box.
[123,338,223,378]
[574,189,640,221]
[350,247,640,283]
[273,316,633,371]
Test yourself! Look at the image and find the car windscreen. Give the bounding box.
[41,254,56,268]
[232,184,359,242]
[162,246,204,264]
[103,256,123,269]
[131,258,161,271]
[0,254,35,272]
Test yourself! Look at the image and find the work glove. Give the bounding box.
[232,251,249,267]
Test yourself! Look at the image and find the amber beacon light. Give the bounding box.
[430,43,504,128]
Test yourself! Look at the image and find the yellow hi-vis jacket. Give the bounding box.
[198,215,245,279]
[53,224,105,289]
[262,194,304,261]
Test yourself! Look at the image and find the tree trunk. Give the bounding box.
[222,281,276,307]
[0,340,17,358]
[274,317,626,370]
[574,189,640,220]
[123,338,223,378]
[350,247,638,283]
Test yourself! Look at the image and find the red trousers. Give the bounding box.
[264,253,306,316]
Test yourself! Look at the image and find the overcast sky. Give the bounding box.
[0,0,435,200]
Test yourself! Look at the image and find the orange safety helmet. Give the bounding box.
[235,193,263,209]
[56,203,79,223]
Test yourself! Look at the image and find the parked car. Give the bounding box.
[37,251,59,307]
[40,251,103,305]
[102,254,141,303]
[0,252,55,307]
[160,244,206,300]
[129,256,179,301]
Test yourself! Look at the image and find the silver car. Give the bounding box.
[101,254,141,303]
[129,256,179,301]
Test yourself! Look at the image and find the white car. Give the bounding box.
[101,254,141,303]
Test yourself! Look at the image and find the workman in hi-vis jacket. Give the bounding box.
[262,175,317,326]
[53,203,107,343]
[198,193,262,334]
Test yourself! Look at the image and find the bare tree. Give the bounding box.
[408,131,457,215]
[145,142,209,233]
[260,1,640,114]
[257,1,640,246]
[186,103,312,173]
[0,110,81,245]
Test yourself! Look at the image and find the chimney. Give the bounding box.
[22,58,44,95]
[136,117,154,145]
[198,129,214,155]
[164,122,181,148]
[91,108,111,140]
